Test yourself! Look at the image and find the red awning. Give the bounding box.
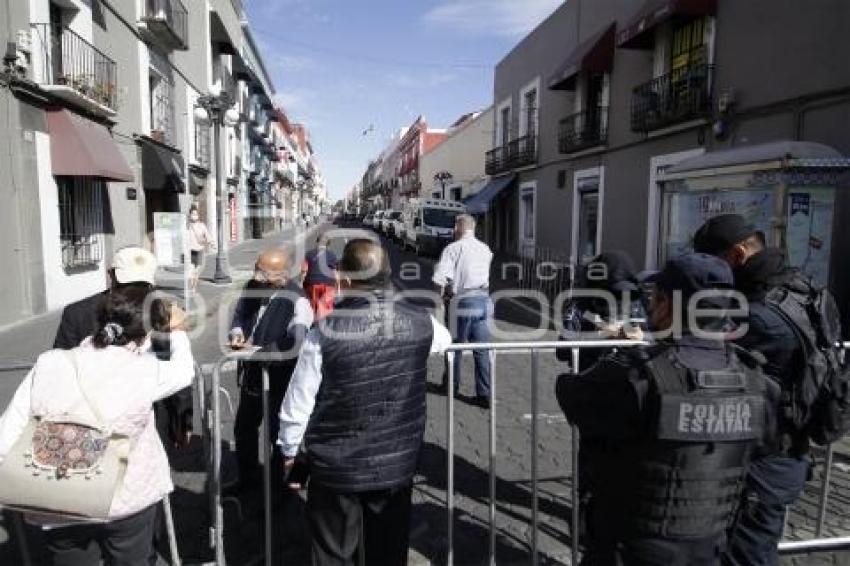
[47,109,134,182]
[549,23,616,90]
[617,0,716,49]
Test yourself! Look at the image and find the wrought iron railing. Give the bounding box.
[631,63,713,132]
[142,0,189,49]
[30,24,118,110]
[485,134,537,175]
[559,107,608,153]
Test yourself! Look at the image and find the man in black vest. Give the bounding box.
[229,247,314,493]
[559,253,773,565]
[278,239,451,565]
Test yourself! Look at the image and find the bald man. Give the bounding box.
[227,247,314,494]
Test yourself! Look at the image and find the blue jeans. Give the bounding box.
[723,454,809,566]
[446,295,493,397]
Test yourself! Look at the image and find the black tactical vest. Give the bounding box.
[304,291,434,492]
[630,345,768,539]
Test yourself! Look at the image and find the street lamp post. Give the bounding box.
[434,170,453,201]
[195,86,240,284]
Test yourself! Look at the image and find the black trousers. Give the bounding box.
[234,369,289,484]
[306,482,412,566]
[42,504,158,566]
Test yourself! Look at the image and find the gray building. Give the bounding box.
[482,0,850,302]
[0,0,284,327]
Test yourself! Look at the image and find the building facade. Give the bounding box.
[0,0,321,327]
[484,0,850,301]
[419,108,493,202]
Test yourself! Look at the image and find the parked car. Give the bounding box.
[387,211,404,242]
[378,210,395,235]
[372,210,385,231]
[363,212,375,227]
[402,199,465,256]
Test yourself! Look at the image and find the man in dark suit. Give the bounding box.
[53,247,193,447]
[228,247,314,493]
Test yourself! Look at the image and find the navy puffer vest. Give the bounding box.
[305,291,433,492]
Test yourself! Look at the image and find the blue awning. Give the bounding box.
[465,174,516,215]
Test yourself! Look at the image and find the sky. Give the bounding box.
[243,0,564,202]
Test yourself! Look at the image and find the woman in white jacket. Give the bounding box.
[0,285,195,565]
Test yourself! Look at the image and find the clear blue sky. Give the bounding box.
[243,0,563,202]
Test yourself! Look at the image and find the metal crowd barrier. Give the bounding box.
[442,341,850,565]
[202,342,850,565]
[207,352,274,566]
[0,359,203,566]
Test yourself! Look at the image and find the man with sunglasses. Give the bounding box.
[227,247,314,495]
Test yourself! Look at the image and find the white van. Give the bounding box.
[402,199,465,256]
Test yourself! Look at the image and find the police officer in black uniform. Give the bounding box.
[560,253,774,566]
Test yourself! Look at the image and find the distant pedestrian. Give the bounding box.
[432,214,494,408]
[186,207,214,296]
[300,234,338,320]
[0,285,195,564]
[227,247,313,495]
[278,239,451,566]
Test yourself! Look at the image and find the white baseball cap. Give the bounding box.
[111,247,158,285]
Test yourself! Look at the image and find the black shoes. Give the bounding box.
[472,395,491,409]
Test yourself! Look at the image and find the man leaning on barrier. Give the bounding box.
[278,238,451,566]
[227,247,314,496]
[559,253,775,566]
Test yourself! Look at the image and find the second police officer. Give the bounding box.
[560,253,775,565]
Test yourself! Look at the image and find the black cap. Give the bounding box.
[693,214,757,255]
[648,253,734,298]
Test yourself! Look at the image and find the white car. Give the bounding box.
[372,210,385,231]
[386,211,405,241]
[379,210,395,236]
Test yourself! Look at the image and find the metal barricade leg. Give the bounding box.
[816,444,834,537]
[262,367,273,566]
[211,360,226,565]
[570,347,581,566]
[489,350,497,566]
[446,351,456,566]
[162,495,182,566]
[531,350,539,565]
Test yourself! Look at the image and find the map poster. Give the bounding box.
[786,187,834,287]
[153,212,186,268]
[663,189,776,259]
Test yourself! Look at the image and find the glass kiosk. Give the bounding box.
[656,141,850,289]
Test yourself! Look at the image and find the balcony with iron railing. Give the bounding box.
[559,107,608,154]
[631,63,713,132]
[140,0,189,50]
[485,134,537,176]
[30,24,118,115]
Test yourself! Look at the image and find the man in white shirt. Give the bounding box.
[432,214,494,408]
[278,239,451,566]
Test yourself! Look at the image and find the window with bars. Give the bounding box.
[194,121,211,169]
[149,55,175,145]
[57,177,105,269]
